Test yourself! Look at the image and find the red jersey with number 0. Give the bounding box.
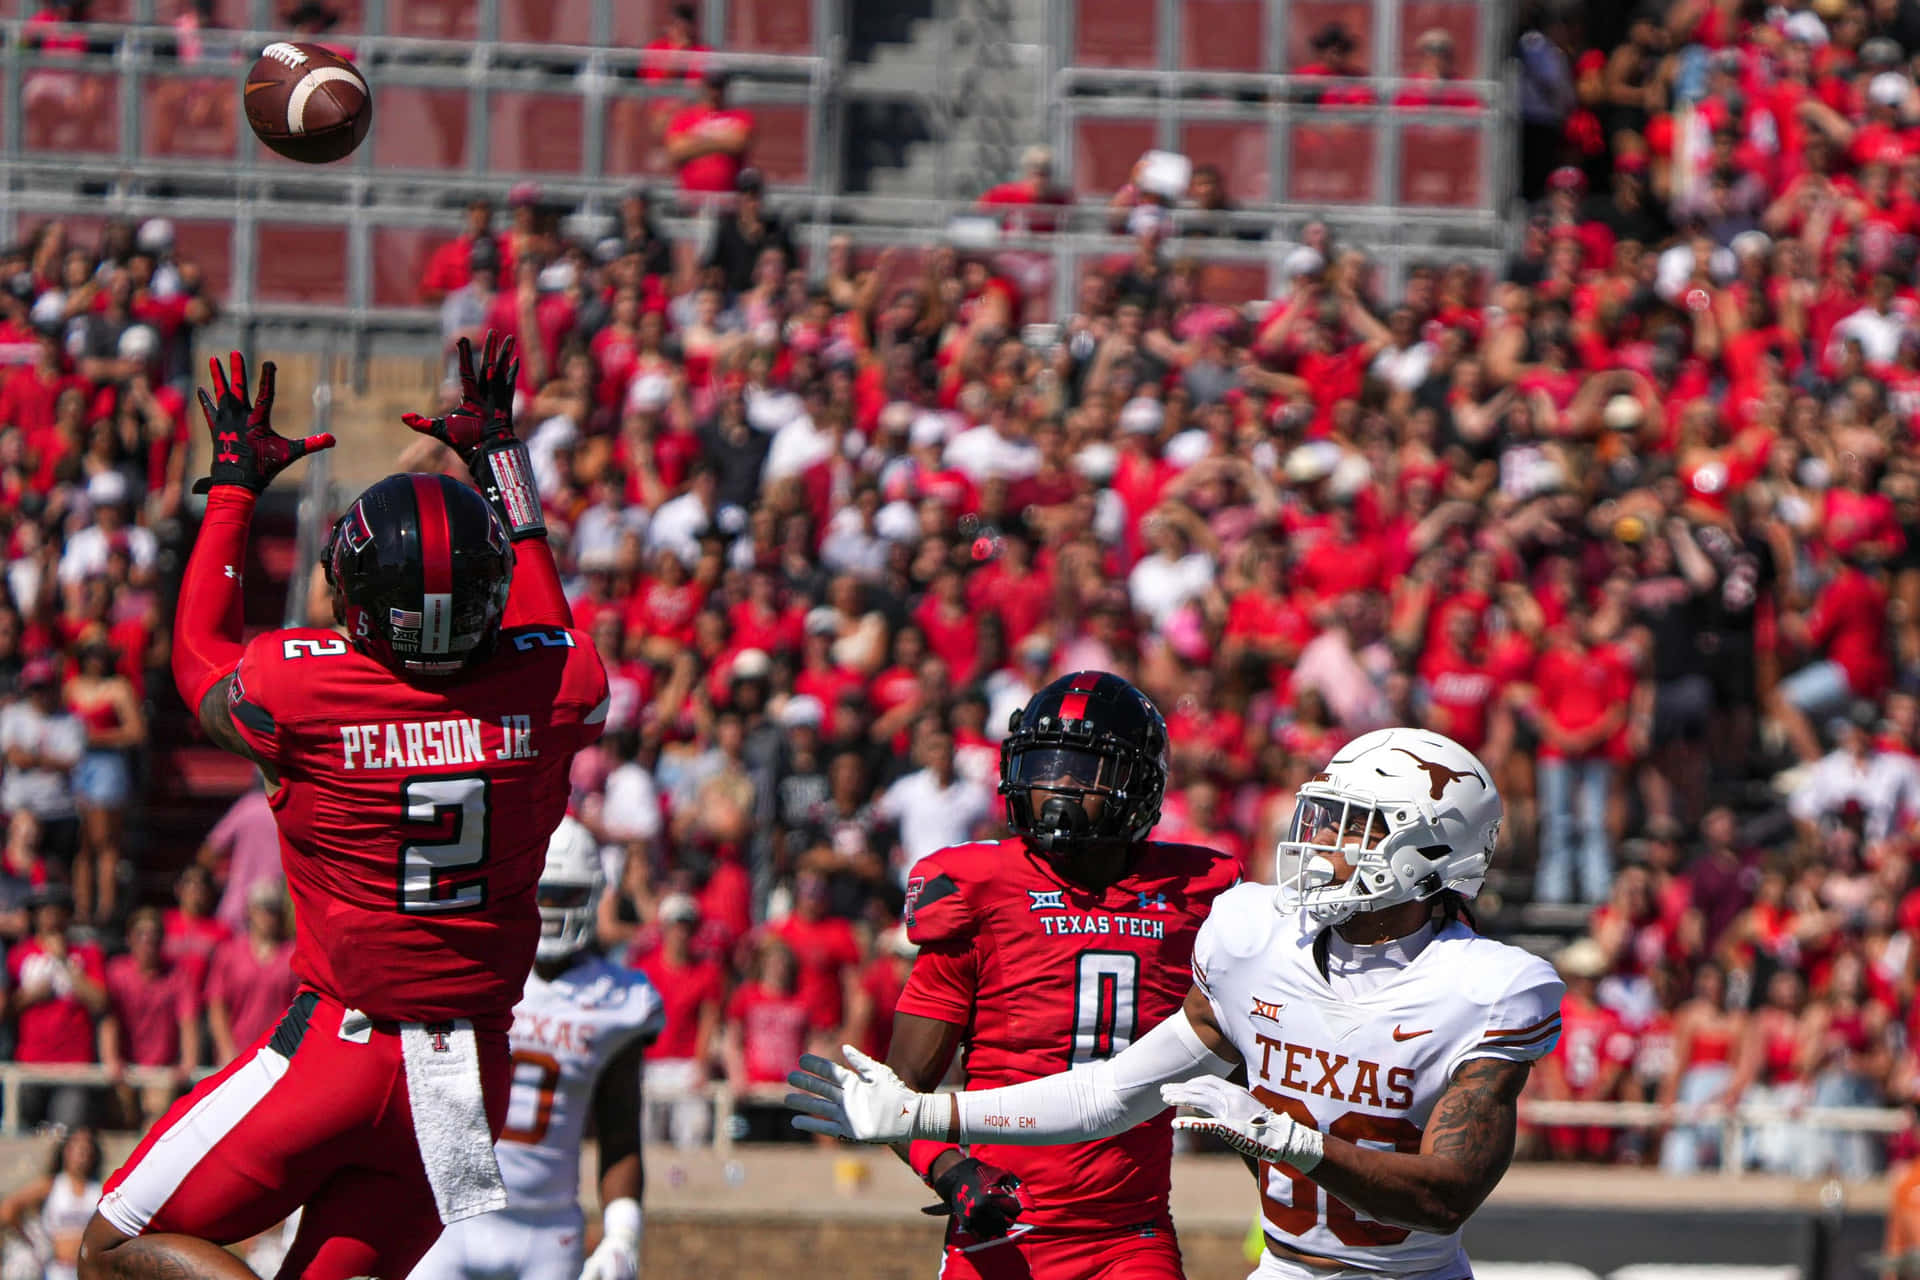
[897,837,1240,1231]
[228,624,608,1032]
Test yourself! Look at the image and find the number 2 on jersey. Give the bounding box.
[1070,951,1139,1065]
[397,775,490,914]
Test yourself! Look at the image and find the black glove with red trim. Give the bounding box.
[403,330,544,539]
[923,1156,1026,1241]
[192,352,334,495]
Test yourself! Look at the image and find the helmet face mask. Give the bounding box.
[536,817,602,964]
[1275,727,1501,928]
[999,672,1168,855]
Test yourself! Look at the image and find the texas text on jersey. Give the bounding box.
[228,622,607,1031]
[1192,883,1561,1275]
[495,957,664,1206]
[900,835,1241,1233]
[409,955,664,1280]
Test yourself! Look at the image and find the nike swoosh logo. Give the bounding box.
[1392,1026,1433,1041]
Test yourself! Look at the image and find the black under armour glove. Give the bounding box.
[192,352,334,495]
[923,1156,1026,1241]
[403,330,544,538]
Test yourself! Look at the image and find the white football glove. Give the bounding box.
[786,1045,950,1143]
[1162,1076,1324,1172]
[578,1197,640,1280]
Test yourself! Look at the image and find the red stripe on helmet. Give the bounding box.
[1057,672,1102,723]
[411,474,454,597]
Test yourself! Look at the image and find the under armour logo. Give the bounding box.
[223,565,237,579]
[1028,889,1066,911]
[1390,747,1484,801]
[1250,996,1285,1022]
[1137,891,1166,911]
[426,1023,452,1053]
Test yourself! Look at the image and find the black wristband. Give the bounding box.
[470,437,545,540]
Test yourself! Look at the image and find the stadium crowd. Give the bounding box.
[10,0,1920,1215]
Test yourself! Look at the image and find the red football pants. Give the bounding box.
[99,990,511,1280]
[938,1216,1184,1280]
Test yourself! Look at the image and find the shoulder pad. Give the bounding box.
[904,848,988,947]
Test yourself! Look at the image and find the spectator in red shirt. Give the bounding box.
[8,883,108,1129]
[846,924,916,1063]
[160,863,229,995]
[418,198,500,304]
[203,881,298,1066]
[632,893,724,1148]
[1528,613,1632,904]
[1775,556,1893,762]
[1394,28,1481,111]
[1536,938,1635,1161]
[640,4,710,83]
[100,907,201,1128]
[1295,22,1377,105]
[772,872,860,1032]
[976,145,1071,233]
[724,939,815,1139]
[286,1,354,60]
[666,70,754,198]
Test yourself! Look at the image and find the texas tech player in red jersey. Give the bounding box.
[82,336,606,1280]
[850,672,1238,1280]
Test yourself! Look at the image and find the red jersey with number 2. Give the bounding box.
[228,624,608,1032]
[897,837,1240,1231]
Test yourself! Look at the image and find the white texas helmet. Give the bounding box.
[1278,726,1502,927]
[536,815,604,963]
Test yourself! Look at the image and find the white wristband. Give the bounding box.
[602,1197,643,1249]
[911,1091,954,1142]
[1273,1117,1324,1173]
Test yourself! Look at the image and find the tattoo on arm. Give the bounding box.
[1422,1057,1530,1203]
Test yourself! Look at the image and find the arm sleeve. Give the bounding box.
[170,488,256,715]
[933,1008,1233,1145]
[1448,956,1566,1076]
[503,534,574,631]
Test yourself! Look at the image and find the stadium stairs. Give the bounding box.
[840,0,1045,198]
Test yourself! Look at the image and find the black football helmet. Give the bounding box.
[321,473,514,675]
[999,671,1169,853]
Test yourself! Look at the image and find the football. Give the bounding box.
[244,41,373,164]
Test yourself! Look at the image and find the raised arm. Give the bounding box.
[402,331,571,630]
[172,353,332,770]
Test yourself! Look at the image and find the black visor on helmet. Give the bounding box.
[537,884,594,910]
[1009,745,1112,791]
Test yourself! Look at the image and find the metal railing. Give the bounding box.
[0,4,1526,338]
[1518,1099,1909,1179]
[2,1063,1901,1179]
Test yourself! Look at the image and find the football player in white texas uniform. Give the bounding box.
[410,818,664,1280]
[790,727,1564,1280]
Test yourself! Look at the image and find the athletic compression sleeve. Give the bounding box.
[502,532,573,632]
[172,487,254,713]
[928,1008,1232,1145]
